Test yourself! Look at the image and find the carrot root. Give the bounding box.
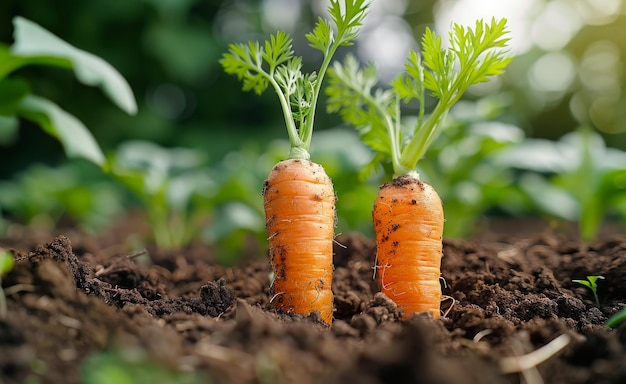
[373,175,444,320]
[263,159,335,324]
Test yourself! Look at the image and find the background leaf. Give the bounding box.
[11,16,137,115]
[17,95,105,166]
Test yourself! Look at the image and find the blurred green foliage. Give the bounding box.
[417,96,528,238]
[0,162,124,232]
[81,347,207,384]
[110,140,213,250]
[0,16,136,166]
[0,248,13,319]
[498,126,626,240]
[2,0,626,255]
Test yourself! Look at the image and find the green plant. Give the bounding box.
[109,140,214,250]
[326,18,512,179]
[0,249,14,320]
[0,162,125,232]
[220,0,370,160]
[326,18,512,318]
[200,131,376,261]
[498,127,626,240]
[220,0,370,323]
[0,16,136,166]
[572,275,604,306]
[81,347,206,384]
[605,307,626,329]
[416,96,525,237]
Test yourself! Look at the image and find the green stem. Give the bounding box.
[358,85,404,176]
[399,99,450,171]
[391,96,411,178]
[300,43,337,151]
[266,74,308,159]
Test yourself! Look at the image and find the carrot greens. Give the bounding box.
[220,0,370,160]
[326,18,512,178]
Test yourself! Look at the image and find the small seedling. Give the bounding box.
[0,249,15,320]
[110,141,214,250]
[605,307,626,329]
[572,275,604,306]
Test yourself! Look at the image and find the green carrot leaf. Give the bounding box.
[331,0,371,46]
[262,31,294,74]
[275,57,302,96]
[306,18,333,53]
[221,0,371,158]
[292,72,317,127]
[390,50,424,104]
[326,18,512,177]
[221,41,271,96]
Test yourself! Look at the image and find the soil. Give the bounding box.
[1,219,625,384]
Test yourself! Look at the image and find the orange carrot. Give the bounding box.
[327,19,512,319]
[263,159,335,323]
[221,1,370,323]
[373,176,443,319]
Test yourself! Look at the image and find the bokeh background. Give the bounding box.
[2,0,626,258]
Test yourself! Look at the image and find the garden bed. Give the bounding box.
[1,221,625,384]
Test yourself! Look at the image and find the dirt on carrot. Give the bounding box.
[1,218,626,384]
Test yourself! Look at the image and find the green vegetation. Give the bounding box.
[0,162,124,233]
[1,5,626,255]
[0,249,14,319]
[81,348,206,384]
[605,307,626,329]
[220,0,370,160]
[109,141,213,250]
[499,127,626,240]
[0,17,136,166]
[326,18,512,178]
[416,97,525,237]
[572,275,604,307]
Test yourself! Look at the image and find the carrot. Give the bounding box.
[374,176,443,319]
[264,159,335,323]
[221,0,370,323]
[327,19,512,319]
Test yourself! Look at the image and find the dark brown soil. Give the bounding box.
[1,222,625,384]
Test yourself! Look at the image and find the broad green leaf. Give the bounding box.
[17,95,105,166]
[11,17,137,115]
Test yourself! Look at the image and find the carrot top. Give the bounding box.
[220,0,371,160]
[326,18,513,178]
